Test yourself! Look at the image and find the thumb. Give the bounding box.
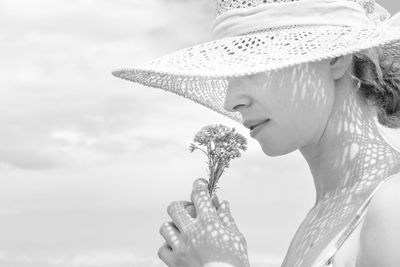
[217,200,240,233]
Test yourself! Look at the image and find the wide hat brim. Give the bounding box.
[112,25,400,123]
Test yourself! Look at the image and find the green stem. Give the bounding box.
[197,147,208,157]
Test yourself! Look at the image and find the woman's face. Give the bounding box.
[224,60,336,156]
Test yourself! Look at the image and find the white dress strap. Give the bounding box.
[313,175,397,266]
[319,198,371,266]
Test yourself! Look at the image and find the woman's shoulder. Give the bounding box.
[367,171,400,213]
[367,171,400,205]
[356,171,400,266]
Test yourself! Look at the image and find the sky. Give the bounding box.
[1,0,400,267]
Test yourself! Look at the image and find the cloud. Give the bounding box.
[65,250,161,267]
[0,250,164,267]
[249,252,283,267]
[0,249,282,267]
[0,0,217,171]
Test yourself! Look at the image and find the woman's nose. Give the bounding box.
[223,81,251,113]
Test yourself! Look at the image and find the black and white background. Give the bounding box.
[1,0,399,266]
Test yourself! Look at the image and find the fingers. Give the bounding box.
[217,200,240,233]
[191,178,217,218]
[158,242,175,266]
[167,201,194,232]
[159,221,182,251]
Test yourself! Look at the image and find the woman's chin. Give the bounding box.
[260,142,294,157]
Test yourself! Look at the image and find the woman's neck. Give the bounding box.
[300,76,400,205]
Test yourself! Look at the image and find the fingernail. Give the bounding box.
[221,201,230,209]
[211,195,220,208]
[194,178,205,186]
[186,205,196,218]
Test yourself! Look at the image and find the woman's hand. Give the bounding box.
[158,178,250,267]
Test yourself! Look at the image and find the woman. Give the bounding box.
[113,0,400,266]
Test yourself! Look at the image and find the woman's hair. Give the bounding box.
[351,48,400,128]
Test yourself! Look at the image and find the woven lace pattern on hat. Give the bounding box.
[216,0,390,25]
[115,23,400,124]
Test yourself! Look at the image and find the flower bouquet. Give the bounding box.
[189,124,247,197]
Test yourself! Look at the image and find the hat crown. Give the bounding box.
[217,0,296,15]
[216,0,382,17]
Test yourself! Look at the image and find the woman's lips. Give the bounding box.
[250,119,270,137]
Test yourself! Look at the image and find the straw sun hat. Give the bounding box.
[112,0,400,123]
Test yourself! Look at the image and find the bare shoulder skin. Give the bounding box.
[356,171,400,267]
